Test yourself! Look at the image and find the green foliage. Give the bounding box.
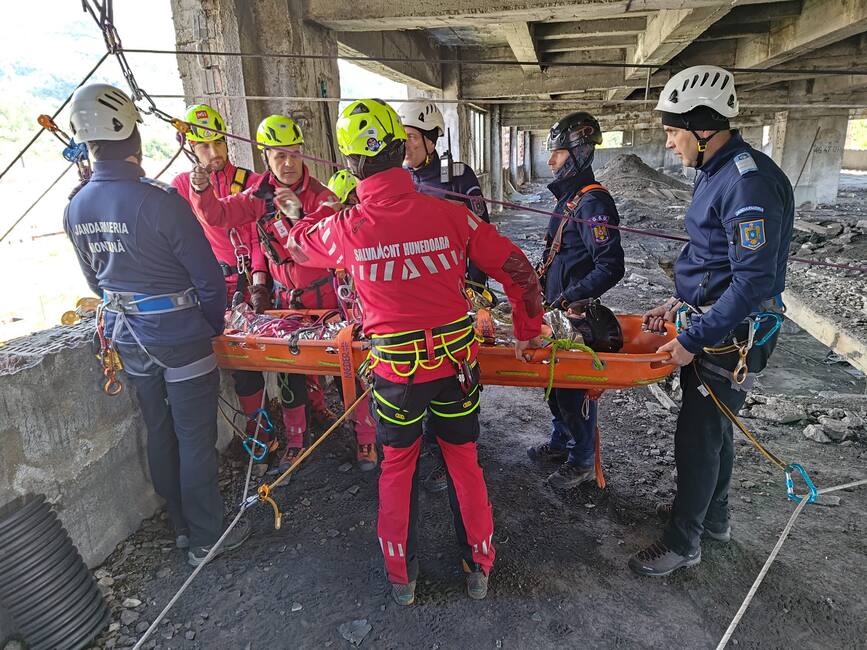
[845,119,867,151]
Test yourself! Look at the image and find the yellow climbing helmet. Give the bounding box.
[335,99,406,157]
[256,115,304,150]
[184,104,226,142]
[327,169,358,203]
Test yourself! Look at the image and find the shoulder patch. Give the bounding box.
[733,152,758,176]
[589,214,610,244]
[735,205,764,217]
[738,219,766,250]
[140,177,177,193]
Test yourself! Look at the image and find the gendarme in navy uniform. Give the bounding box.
[528,111,625,491]
[629,66,794,578]
[63,83,250,567]
[398,101,491,287]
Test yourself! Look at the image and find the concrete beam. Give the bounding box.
[539,34,637,52]
[490,105,504,211]
[696,23,770,42]
[783,289,867,375]
[461,65,668,98]
[305,0,775,31]
[535,16,647,39]
[337,30,442,90]
[735,0,867,69]
[501,23,542,73]
[608,5,734,101]
[544,48,628,65]
[713,0,802,25]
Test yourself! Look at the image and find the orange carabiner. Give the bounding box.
[37,114,59,131]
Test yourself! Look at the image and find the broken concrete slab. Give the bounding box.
[803,424,833,444]
[749,398,806,424]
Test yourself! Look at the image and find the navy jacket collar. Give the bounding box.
[91,160,145,181]
[699,130,747,177]
[547,167,597,201]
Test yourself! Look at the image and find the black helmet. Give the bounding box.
[547,112,603,151]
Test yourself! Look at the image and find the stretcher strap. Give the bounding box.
[336,323,358,411]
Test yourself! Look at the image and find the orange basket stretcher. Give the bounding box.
[213,312,676,390]
[213,312,677,488]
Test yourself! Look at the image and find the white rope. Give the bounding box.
[132,384,269,650]
[716,477,867,649]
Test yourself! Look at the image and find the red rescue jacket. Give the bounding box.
[172,162,266,297]
[188,164,338,308]
[288,167,543,382]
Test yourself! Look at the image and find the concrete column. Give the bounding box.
[171,0,340,181]
[771,108,850,206]
[508,127,519,192]
[490,105,503,211]
[739,125,763,150]
[442,58,471,163]
[523,130,532,181]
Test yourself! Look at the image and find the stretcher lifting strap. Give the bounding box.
[335,323,358,411]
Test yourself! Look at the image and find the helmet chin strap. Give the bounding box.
[690,130,720,167]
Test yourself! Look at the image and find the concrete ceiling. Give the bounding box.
[305,0,867,123]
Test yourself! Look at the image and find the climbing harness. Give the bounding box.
[368,315,479,378]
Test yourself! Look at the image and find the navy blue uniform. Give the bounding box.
[664,131,794,557]
[64,159,228,548]
[543,168,625,469]
[408,152,491,285]
[543,169,625,306]
[673,131,794,353]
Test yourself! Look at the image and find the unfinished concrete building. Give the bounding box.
[1,1,866,648]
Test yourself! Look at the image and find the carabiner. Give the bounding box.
[785,463,818,504]
[250,407,274,433]
[243,436,269,462]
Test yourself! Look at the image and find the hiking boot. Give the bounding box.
[391,580,416,606]
[527,442,568,464]
[546,463,595,490]
[422,460,449,493]
[356,443,378,472]
[271,446,304,476]
[628,540,701,577]
[175,533,190,550]
[465,569,489,600]
[187,518,252,568]
[656,503,732,543]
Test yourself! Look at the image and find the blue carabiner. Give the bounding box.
[250,407,274,433]
[243,435,269,462]
[785,463,818,504]
[754,311,783,347]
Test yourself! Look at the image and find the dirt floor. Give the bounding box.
[76,173,867,650]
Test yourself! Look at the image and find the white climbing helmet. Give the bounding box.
[655,65,739,118]
[397,100,445,138]
[69,83,143,142]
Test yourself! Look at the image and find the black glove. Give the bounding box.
[249,284,272,314]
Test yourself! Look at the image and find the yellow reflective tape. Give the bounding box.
[318,360,340,367]
[375,407,426,426]
[218,353,250,359]
[563,374,609,382]
[264,356,297,364]
[429,401,480,419]
[496,370,540,377]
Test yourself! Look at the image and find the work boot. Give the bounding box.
[273,446,304,475]
[628,540,701,577]
[546,463,595,490]
[463,562,489,600]
[422,460,449,493]
[187,518,252,568]
[175,533,190,550]
[391,580,417,606]
[356,443,378,472]
[656,502,732,543]
[527,442,568,464]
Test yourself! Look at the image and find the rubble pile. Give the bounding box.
[597,154,692,204]
[744,394,866,445]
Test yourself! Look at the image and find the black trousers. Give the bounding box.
[663,329,778,556]
[117,339,224,548]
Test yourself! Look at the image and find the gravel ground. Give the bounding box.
[54,174,867,650]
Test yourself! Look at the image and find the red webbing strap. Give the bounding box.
[336,324,358,411]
